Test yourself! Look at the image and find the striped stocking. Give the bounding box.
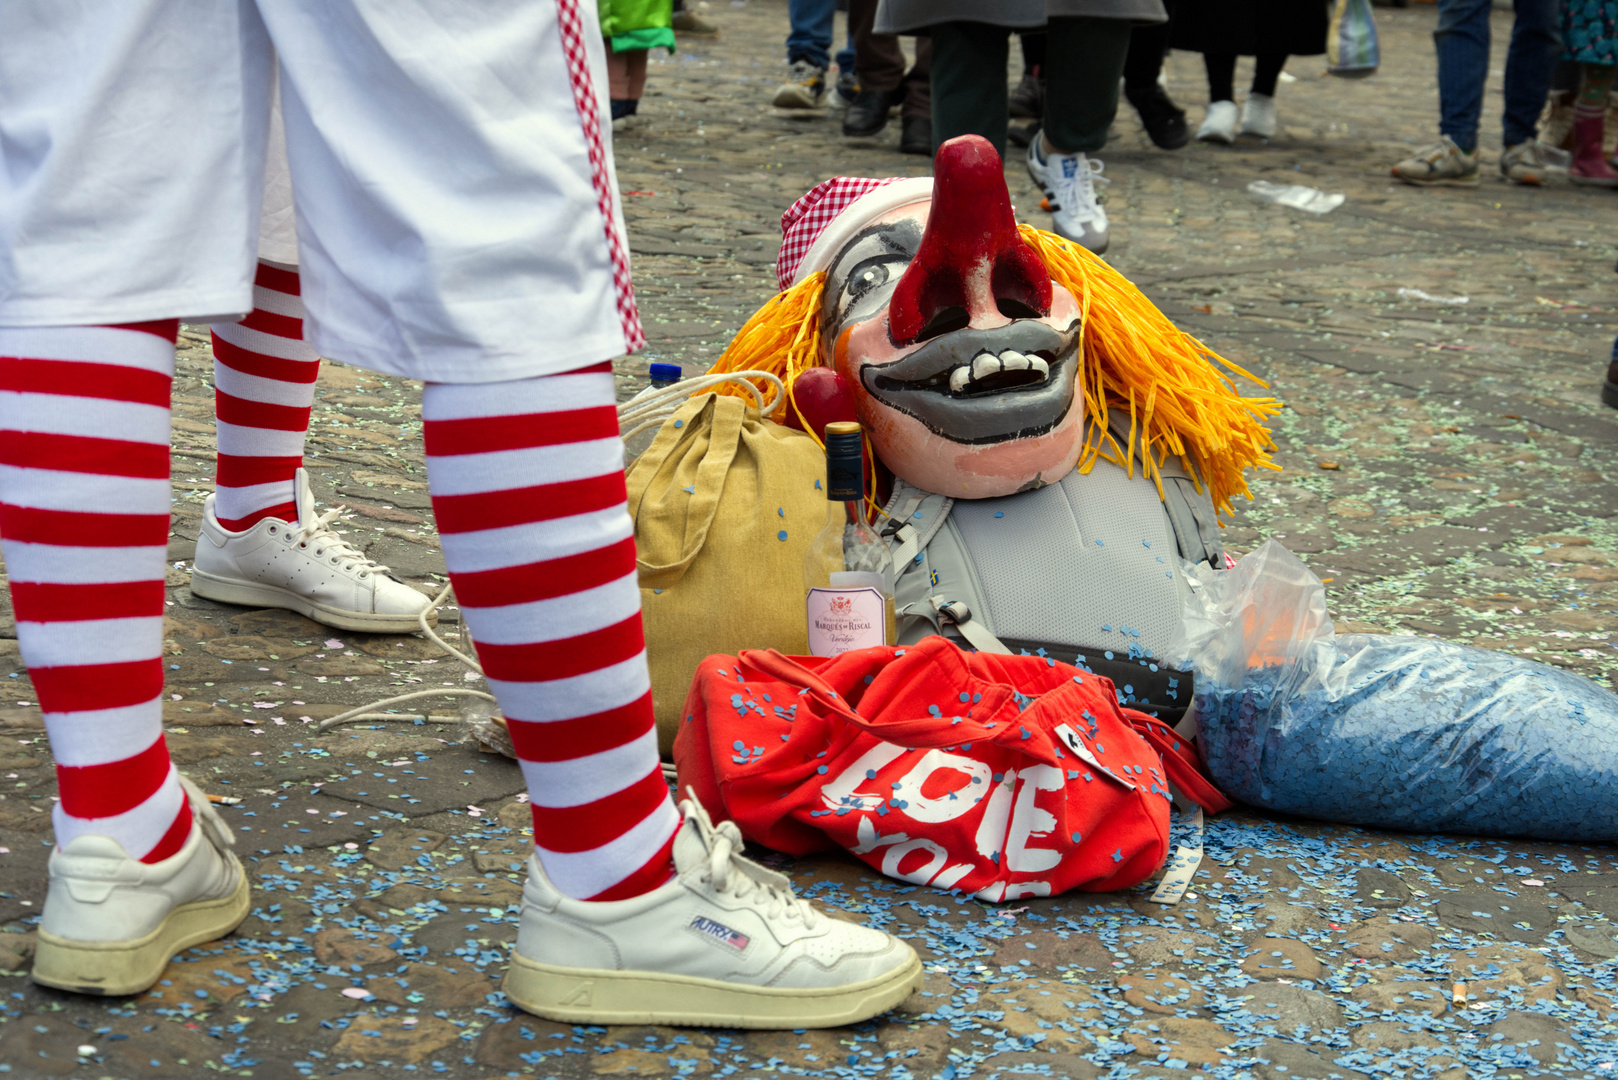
[210,260,320,531]
[422,361,678,901]
[0,323,190,863]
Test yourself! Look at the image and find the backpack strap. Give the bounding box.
[929,596,1013,655]
[880,479,954,570]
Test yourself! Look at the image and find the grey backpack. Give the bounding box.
[878,413,1223,719]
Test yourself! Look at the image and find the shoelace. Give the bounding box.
[1056,156,1109,220]
[701,817,821,928]
[277,507,391,579]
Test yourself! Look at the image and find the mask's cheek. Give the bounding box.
[835,316,916,462]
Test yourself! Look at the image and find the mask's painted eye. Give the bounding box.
[845,257,894,300]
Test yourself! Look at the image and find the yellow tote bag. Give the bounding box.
[626,393,826,755]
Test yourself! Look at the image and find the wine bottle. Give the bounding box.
[804,421,896,656]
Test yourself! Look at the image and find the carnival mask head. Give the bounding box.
[706,136,1278,514]
[779,137,1085,497]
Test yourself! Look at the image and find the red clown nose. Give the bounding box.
[885,135,1053,346]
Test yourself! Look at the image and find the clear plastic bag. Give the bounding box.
[1167,540,1618,841]
[458,699,516,759]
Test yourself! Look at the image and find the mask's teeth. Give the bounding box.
[948,365,972,393]
[999,350,1031,371]
[1029,356,1050,378]
[971,353,1002,382]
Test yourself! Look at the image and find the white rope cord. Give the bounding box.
[618,370,786,446]
[319,371,787,735]
[316,583,496,732]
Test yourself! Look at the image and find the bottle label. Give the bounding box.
[807,587,886,657]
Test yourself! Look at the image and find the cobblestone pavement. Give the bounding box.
[2,3,1617,1078]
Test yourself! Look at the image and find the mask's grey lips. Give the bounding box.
[861,322,1080,445]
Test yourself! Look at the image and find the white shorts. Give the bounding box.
[0,0,642,382]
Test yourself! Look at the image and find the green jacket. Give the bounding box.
[599,0,675,53]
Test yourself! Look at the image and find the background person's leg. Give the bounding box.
[1434,0,1493,152]
[843,0,905,136]
[1123,16,1188,150]
[930,22,1010,158]
[1042,16,1133,156]
[1501,0,1561,148]
[423,364,679,901]
[1251,52,1287,97]
[1242,52,1288,138]
[1203,51,1237,105]
[209,261,319,531]
[785,0,834,67]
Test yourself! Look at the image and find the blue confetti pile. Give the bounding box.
[1195,634,1618,841]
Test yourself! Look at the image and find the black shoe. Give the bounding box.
[1009,72,1044,120]
[899,114,932,155]
[843,88,895,137]
[1126,83,1189,151]
[1008,120,1040,149]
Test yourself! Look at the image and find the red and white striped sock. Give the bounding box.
[0,323,190,863]
[423,362,678,901]
[210,260,320,531]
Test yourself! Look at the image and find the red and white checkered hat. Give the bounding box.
[776,175,935,292]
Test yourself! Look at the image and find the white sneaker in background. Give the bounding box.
[190,467,435,633]
[32,778,250,996]
[502,796,922,1028]
[1197,100,1239,144]
[1240,93,1278,139]
[1047,148,1111,254]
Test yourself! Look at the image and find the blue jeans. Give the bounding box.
[786,0,855,71]
[1435,0,1560,151]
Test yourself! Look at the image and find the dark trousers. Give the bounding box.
[1435,0,1559,150]
[1123,18,1171,93]
[931,17,1134,158]
[848,0,932,119]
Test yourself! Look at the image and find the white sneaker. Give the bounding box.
[502,796,921,1028]
[1197,99,1239,144]
[32,777,250,996]
[1047,149,1111,254]
[1240,93,1277,139]
[772,59,828,109]
[190,467,436,633]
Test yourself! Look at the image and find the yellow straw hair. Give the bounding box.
[1017,225,1279,517]
[704,229,1279,519]
[706,271,828,433]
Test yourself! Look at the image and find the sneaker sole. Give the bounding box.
[189,568,437,633]
[772,90,825,109]
[1391,169,1479,187]
[31,872,250,997]
[502,950,923,1029]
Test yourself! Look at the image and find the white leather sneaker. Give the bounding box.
[32,777,250,996]
[502,796,921,1028]
[1197,99,1239,144]
[1240,93,1278,139]
[191,467,435,633]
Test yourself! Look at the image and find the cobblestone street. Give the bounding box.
[2,2,1617,1077]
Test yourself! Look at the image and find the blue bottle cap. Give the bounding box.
[648,363,682,383]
